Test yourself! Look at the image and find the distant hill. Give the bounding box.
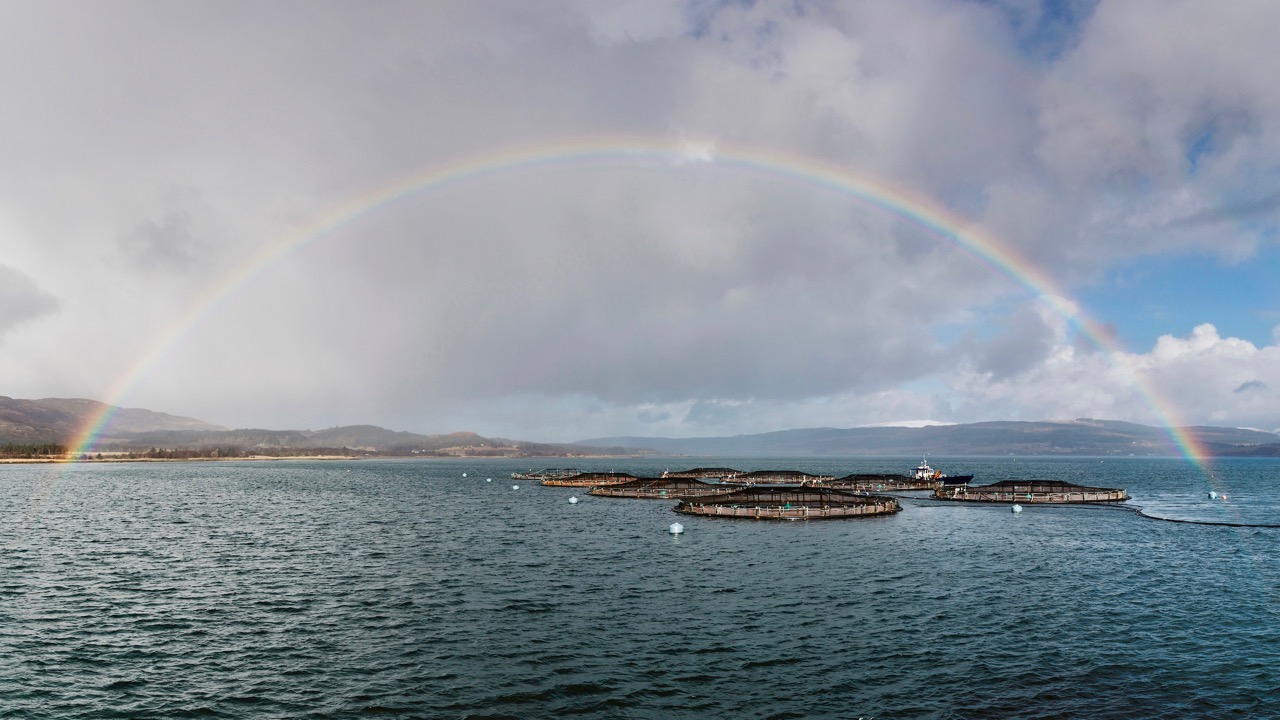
[116,425,643,457]
[578,419,1280,457]
[0,396,225,444]
[0,396,646,457]
[7,396,1280,458]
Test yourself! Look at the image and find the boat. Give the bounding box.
[912,457,973,486]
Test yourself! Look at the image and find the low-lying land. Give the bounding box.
[7,396,1280,459]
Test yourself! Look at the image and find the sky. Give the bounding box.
[4,0,1280,442]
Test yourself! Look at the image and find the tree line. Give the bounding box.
[0,443,66,458]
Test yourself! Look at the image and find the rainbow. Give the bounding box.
[66,134,1214,469]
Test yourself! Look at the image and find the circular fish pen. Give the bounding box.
[589,477,741,499]
[828,473,928,491]
[660,467,743,480]
[934,479,1128,503]
[540,471,639,487]
[675,487,900,520]
[732,470,836,485]
[511,468,581,481]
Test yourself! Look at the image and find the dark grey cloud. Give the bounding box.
[976,307,1056,380]
[0,265,60,340]
[119,211,202,270]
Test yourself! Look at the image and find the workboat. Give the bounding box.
[912,457,973,486]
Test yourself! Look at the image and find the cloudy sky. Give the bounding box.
[4,0,1280,441]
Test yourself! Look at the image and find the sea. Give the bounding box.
[1,456,1278,719]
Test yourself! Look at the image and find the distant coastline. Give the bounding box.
[0,454,644,464]
[4,397,1280,459]
[0,454,361,464]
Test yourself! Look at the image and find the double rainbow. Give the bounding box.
[67,135,1213,467]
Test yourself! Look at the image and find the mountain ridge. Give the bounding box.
[0,396,226,445]
[0,397,645,457]
[577,418,1280,457]
[5,397,1280,457]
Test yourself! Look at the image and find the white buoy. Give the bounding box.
[668,522,684,534]
[1209,491,1218,499]
[462,473,467,477]
[486,478,492,482]
[512,484,520,490]
[569,496,579,504]
[1011,504,1023,513]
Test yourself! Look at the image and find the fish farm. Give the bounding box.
[675,486,901,520]
[542,463,1132,521]
[934,479,1129,503]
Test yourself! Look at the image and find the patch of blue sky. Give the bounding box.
[1077,245,1280,351]
[972,0,1099,62]
[1185,126,1217,175]
[684,0,762,40]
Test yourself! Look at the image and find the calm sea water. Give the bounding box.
[2,456,1278,719]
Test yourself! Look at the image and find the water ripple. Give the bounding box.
[1,457,1278,718]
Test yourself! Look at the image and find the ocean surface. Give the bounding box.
[2,456,1278,719]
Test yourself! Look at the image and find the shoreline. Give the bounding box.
[0,453,650,465]
[0,455,361,464]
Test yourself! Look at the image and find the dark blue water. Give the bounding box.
[2,456,1278,719]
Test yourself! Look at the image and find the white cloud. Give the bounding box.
[943,322,1280,434]
[1035,0,1280,260]
[4,1,1280,439]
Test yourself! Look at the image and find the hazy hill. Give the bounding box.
[0,396,225,444]
[578,419,1280,457]
[107,425,642,457]
[0,396,645,456]
[7,396,1280,458]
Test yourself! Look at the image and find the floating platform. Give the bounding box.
[674,487,900,520]
[589,477,740,499]
[934,479,1128,504]
[540,471,639,487]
